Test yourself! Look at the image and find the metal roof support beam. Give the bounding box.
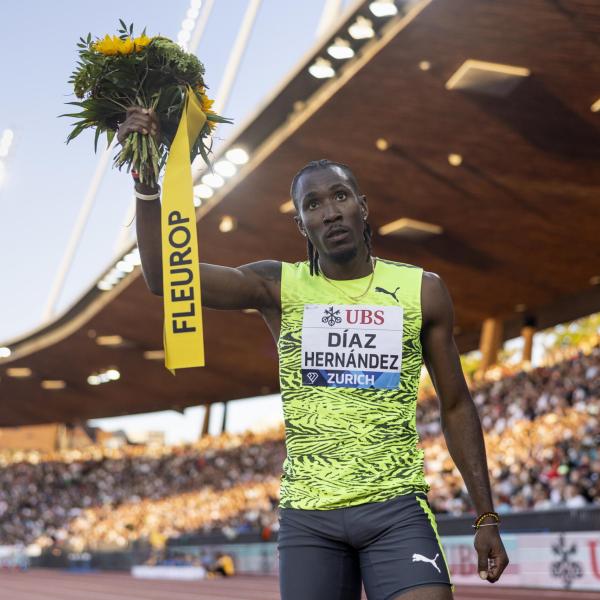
[42,139,117,322]
[316,0,343,39]
[189,0,216,54]
[213,0,262,115]
[200,403,211,438]
[113,196,136,258]
[221,401,229,434]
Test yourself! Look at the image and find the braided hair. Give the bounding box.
[290,159,372,275]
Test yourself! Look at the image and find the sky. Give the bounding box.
[0,0,354,341]
[0,0,357,439]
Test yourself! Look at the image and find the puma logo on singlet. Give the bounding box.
[412,553,441,573]
[375,286,401,302]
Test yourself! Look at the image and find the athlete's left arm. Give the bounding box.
[420,271,509,583]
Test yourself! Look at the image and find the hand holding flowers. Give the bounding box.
[63,21,231,189]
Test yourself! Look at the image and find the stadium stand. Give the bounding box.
[1,345,598,552]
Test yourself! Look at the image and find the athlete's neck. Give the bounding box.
[318,246,373,280]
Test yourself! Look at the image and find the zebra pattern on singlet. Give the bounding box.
[277,258,429,510]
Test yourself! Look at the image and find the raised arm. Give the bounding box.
[119,107,281,313]
[420,271,508,583]
[135,193,280,308]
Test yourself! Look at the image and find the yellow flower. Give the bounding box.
[133,34,152,51]
[196,87,217,130]
[94,35,137,55]
[197,87,215,113]
[118,37,134,54]
[94,35,120,56]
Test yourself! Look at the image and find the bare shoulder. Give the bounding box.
[240,260,282,283]
[239,260,282,311]
[422,270,447,300]
[421,270,454,326]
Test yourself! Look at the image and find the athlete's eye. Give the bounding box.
[335,191,347,201]
[308,199,319,209]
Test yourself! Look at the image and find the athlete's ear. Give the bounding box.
[294,215,308,237]
[359,195,368,220]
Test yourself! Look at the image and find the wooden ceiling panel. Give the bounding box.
[1,0,599,425]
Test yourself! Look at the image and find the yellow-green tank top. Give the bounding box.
[278,258,429,509]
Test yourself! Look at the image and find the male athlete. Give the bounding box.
[119,108,508,600]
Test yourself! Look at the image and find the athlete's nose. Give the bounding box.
[322,199,342,224]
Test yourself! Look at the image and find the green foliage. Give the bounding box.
[549,312,600,350]
[460,352,482,379]
[148,38,206,85]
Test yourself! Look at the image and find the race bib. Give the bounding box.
[301,304,403,389]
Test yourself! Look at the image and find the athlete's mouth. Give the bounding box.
[325,226,350,241]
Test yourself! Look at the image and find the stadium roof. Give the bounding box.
[1,0,599,425]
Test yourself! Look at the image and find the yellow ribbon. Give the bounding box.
[160,88,207,372]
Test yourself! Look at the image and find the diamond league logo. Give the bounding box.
[322,306,342,327]
[306,372,319,384]
[551,534,583,589]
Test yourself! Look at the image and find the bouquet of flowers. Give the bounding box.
[63,21,231,188]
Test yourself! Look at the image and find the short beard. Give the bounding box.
[328,245,358,264]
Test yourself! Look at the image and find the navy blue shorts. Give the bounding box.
[277,493,453,600]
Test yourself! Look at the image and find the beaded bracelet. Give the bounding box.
[472,511,500,529]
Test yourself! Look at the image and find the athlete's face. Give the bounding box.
[294,166,368,263]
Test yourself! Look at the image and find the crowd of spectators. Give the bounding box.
[0,430,284,550]
[417,345,600,438]
[422,345,600,512]
[426,400,600,514]
[63,479,280,551]
[0,346,598,551]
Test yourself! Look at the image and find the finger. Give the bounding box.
[486,557,498,582]
[117,124,147,143]
[477,550,489,581]
[144,111,159,129]
[128,114,153,126]
[119,124,144,138]
[138,114,157,128]
[117,124,134,142]
[488,553,509,583]
[131,122,150,135]
[125,117,153,135]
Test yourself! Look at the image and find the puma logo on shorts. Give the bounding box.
[412,552,441,573]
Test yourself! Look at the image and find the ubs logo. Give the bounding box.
[322,307,342,327]
[321,307,386,326]
[551,534,583,589]
[346,309,385,325]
